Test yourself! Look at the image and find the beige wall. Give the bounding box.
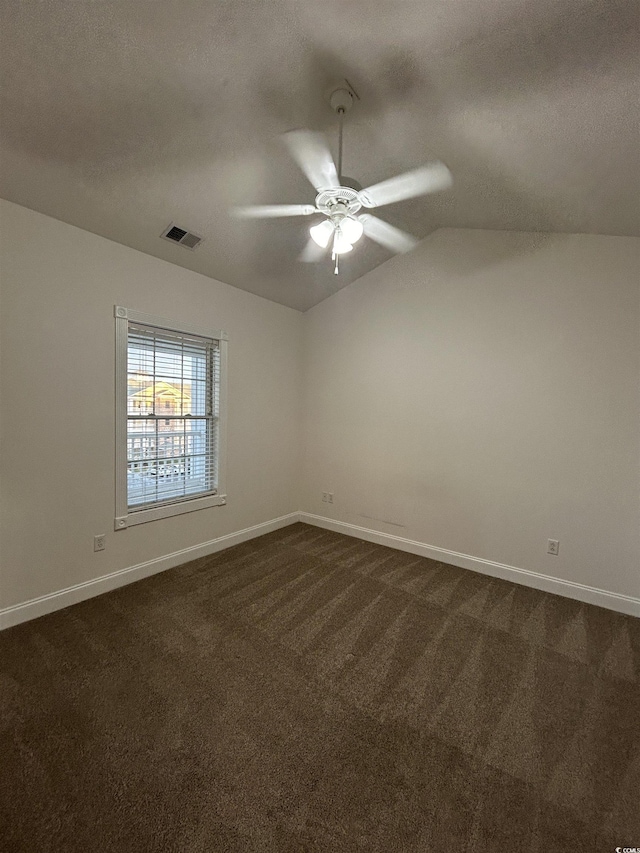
[2,206,638,615]
[301,229,640,600]
[0,199,303,608]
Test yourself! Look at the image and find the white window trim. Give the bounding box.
[114,306,228,530]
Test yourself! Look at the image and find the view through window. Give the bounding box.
[126,322,220,509]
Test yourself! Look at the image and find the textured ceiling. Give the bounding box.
[1,0,638,311]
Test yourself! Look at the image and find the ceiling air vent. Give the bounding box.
[161,223,203,250]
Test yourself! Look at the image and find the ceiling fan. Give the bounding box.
[233,88,453,274]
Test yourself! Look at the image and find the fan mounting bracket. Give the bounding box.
[326,80,359,112]
[329,88,354,114]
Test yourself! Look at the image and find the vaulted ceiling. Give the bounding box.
[1,0,638,310]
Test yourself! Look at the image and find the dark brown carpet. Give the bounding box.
[1,522,638,852]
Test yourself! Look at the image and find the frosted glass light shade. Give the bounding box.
[309,220,334,248]
[340,216,364,243]
[333,230,353,254]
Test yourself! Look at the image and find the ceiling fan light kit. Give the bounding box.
[309,219,334,248]
[333,230,354,255]
[339,215,364,244]
[233,87,453,274]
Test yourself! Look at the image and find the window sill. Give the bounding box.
[115,493,227,530]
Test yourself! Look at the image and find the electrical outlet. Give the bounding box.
[547,539,559,556]
[94,534,106,552]
[328,493,334,503]
[322,492,328,502]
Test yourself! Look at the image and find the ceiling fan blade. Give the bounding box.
[298,236,329,263]
[232,204,317,218]
[359,162,452,208]
[359,214,418,254]
[283,130,340,191]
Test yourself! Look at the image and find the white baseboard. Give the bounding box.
[3,510,637,628]
[0,513,300,630]
[299,513,640,618]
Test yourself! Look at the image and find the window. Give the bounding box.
[114,306,227,529]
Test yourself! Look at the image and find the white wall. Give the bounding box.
[301,229,640,601]
[1,207,638,618]
[0,199,303,610]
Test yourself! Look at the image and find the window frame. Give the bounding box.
[114,306,227,530]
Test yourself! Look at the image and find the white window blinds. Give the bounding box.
[126,322,220,509]
[115,307,227,529]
